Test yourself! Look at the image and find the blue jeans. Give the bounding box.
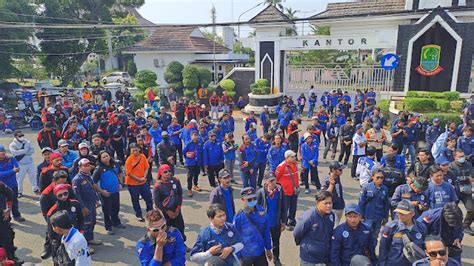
[307,105,315,118]
[364,219,382,247]
[241,169,257,189]
[128,183,153,218]
[11,186,21,218]
[402,144,416,165]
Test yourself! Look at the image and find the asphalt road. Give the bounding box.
[1,117,474,266]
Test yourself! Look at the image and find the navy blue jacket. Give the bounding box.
[425,125,442,145]
[233,206,272,257]
[321,176,345,210]
[293,208,335,264]
[71,172,98,209]
[418,208,464,243]
[426,182,458,209]
[359,182,390,221]
[267,144,287,172]
[391,184,428,219]
[330,222,376,265]
[203,140,224,166]
[379,219,427,266]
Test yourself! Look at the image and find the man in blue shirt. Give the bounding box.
[322,161,346,225]
[0,145,24,222]
[255,134,270,188]
[277,106,293,138]
[426,118,442,152]
[301,133,320,194]
[294,190,335,265]
[426,165,458,209]
[330,204,376,266]
[183,131,202,197]
[391,119,406,151]
[136,209,186,266]
[402,120,417,166]
[234,187,273,265]
[413,236,461,266]
[209,169,235,223]
[203,131,224,188]
[391,175,429,219]
[256,173,286,265]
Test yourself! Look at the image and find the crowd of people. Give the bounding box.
[0,84,473,266]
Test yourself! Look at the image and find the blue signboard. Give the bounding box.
[381,53,399,71]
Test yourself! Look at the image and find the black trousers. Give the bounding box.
[165,212,186,242]
[187,166,200,190]
[256,162,266,187]
[102,192,121,231]
[375,148,383,162]
[338,142,352,164]
[111,141,125,163]
[302,167,320,189]
[459,193,474,228]
[285,195,298,225]
[242,252,268,266]
[0,220,15,259]
[174,143,183,164]
[323,138,337,159]
[42,215,51,253]
[270,225,281,261]
[207,164,223,188]
[351,154,363,178]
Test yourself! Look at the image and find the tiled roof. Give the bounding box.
[312,0,407,19]
[249,5,294,24]
[123,26,230,53]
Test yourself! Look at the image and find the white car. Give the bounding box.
[102,72,131,85]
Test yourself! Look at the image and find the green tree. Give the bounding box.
[135,70,157,91]
[36,0,144,86]
[197,67,212,88]
[284,7,298,36]
[202,31,225,46]
[233,41,255,65]
[164,61,184,91]
[127,60,137,76]
[310,25,331,35]
[264,0,285,10]
[182,65,199,90]
[0,0,35,80]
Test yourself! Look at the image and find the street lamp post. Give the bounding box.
[238,2,264,39]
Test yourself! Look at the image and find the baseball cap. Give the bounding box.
[78,143,89,150]
[435,156,450,165]
[58,139,69,147]
[284,150,296,158]
[118,106,125,111]
[355,124,363,130]
[303,132,312,140]
[412,176,429,192]
[78,158,91,166]
[161,131,169,137]
[218,169,231,179]
[311,116,319,121]
[344,204,361,215]
[263,172,277,182]
[395,199,415,215]
[50,152,62,161]
[41,147,53,154]
[0,145,5,153]
[329,161,345,170]
[241,187,256,199]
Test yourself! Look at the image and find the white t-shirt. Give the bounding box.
[62,227,92,266]
[352,133,366,156]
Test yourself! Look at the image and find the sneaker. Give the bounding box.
[187,190,193,197]
[40,248,52,260]
[137,217,145,222]
[202,173,207,176]
[13,216,25,222]
[17,193,23,198]
[114,224,126,229]
[88,239,102,245]
[192,185,201,192]
[107,230,115,235]
[88,247,95,255]
[304,189,310,194]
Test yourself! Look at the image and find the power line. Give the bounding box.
[0,32,147,43]
[0,49,109,56]
[0,10,115,25]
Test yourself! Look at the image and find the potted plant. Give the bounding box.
[244,79,282,114]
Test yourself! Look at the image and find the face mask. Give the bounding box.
[458,157,466,164]
[18,137,25,142]
[246,200,257,208]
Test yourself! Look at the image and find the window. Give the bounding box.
[218,65,222,71]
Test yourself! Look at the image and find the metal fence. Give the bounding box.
[287,64,394,93]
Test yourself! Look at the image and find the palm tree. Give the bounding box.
[264,0,285,10]
[284,7,298,36]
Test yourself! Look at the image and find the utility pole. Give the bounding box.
[211,5,217,84]
[211,5,217,35]
[107,30,114,69]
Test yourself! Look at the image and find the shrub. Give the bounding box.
[434,99,450,112]
[403,98,436,112]
[423,113,462,127]
[135,70,158,91]
[450,100,464,111]
[182,65,200,90]
[406,91,460,101]
[255,79,268,87]
[220,79,236,92]
[226,91,236,97]
[127,61,137,77]
[377,99,389,117]
[207,85,217,94]
[197,67,212,88]
[444,92,460,101]
[164,61,184,92]
[183,89,196,99]
[250,78,270,95]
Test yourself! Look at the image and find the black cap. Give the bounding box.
[218,169,231,179]
[263,172,277,182]
[395,199,415,214]
[240,187,256,199]
[412,176,429,191]
[329,161,345,170]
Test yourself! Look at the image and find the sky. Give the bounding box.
[137,0,349,37]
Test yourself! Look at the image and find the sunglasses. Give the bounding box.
[428,249,447,257]
[17,135,25,138]
[57,192,69,198]
[375,176,385,180]
[150,223,167,232]
[163,170,171,174]
[246,197,257,201]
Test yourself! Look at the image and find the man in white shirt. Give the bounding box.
[351,124,367,180]
[50,210,92,266]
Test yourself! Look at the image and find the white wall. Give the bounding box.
[133,52,196,86]
[419,0,466,9]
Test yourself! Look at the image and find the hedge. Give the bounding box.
[403,98,436,112]
[423,113,462,127]
[377,99,389,117]
[450,101,464,111]
[435,99,450,112]
[406,91,460,101]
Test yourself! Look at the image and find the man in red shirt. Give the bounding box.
[275,150,299,230]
